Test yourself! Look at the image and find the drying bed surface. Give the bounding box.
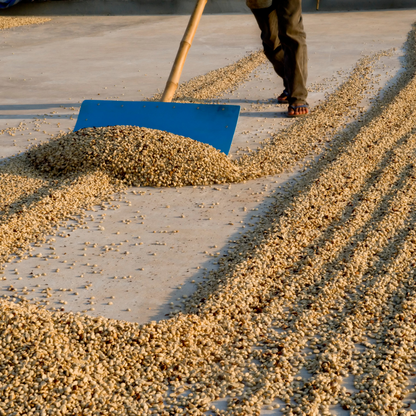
[0,16,50,31]
[1,17,416,416]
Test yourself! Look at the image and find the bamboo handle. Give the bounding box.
[161,0,208,102]
[316,0,320,10]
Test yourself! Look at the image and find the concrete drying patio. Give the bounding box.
[2,0,415,15]
[0,9,415,328]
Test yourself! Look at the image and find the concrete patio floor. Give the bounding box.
[0,9,415,328]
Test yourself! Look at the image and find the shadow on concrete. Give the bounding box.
[148,27,416,323]
[0,104,81,120]
[0,104,80,111]
[239,111,285,119]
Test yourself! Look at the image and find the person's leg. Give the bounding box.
[275,0,308,115]
[247,0,289,94]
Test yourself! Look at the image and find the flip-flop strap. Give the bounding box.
[279,90,290,100]
[289,104,309,110]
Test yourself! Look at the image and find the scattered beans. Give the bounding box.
[0,27,416,415]
[0,16,51,31]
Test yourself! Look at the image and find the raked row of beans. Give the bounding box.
[0,24,416,416]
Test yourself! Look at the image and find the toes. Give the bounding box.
[288,105,309,117]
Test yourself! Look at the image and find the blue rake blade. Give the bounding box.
[74,100,240,156]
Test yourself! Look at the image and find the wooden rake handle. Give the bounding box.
[161,0,208,102]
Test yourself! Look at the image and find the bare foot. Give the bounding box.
[277,90,290,104]
[288,104,309,117]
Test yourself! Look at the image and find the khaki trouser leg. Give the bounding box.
[248,0,308,105]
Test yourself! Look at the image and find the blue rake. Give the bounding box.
[74,0,240,156]
[74,100,240,156]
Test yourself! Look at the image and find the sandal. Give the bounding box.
[288,103,309,118]
[277,89,290,104]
